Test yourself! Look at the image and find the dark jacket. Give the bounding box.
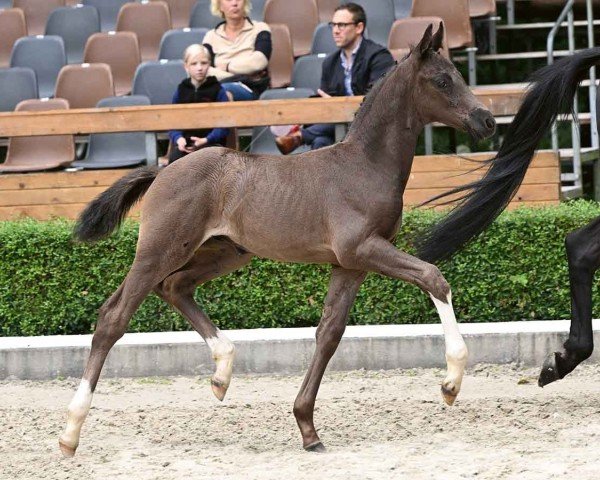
[320,38,395,96]
[168,76,229,145]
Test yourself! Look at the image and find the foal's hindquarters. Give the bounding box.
[59,156,248,456]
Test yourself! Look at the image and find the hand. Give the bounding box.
[215,59,229,71]
[176,137,192,153]
[317,89,332,98]
[189,136,208,149]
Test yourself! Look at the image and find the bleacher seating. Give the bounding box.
[411,0,473,51]
[249,0,267,21]
[388,17,450,61]
[13,0,64,36]
[189,0,222,29]
[264,0,319,57]
[393,0,412,20]
[131,60,186,105]
[352,0,395,47]
[0,8,26,68]
[116,1,172,62]
[268,23,294,88]
[311,22,337,55]
[54,63,114,109]
[10,35,66,98]
[72,95,154,169]
[0,67,37,112]
[156,0,196,29]
[81,0,130,32]
[250,87,314,155]
[83,31,140,96]
[316,0,339,23]
[45,5,100,64]
[1,98,74,173]
[291,54,327,92]
[158,28,208,61]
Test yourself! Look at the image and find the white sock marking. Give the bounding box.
[61,379,93,449]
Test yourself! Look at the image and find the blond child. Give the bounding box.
[168,44,230,163]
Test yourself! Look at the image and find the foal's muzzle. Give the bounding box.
[465,108,496,140]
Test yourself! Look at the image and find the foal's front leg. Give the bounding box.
[340,236,468,405]
[293,267,366,451]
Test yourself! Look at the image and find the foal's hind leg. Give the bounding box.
[154,238,253,400]
[539,216,600,386]
[59,232,205,457]
[294,266,366,451]
[338,236,468,405]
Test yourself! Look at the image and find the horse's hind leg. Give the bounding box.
[59,228,206,457]
[154,238,253,400]
[293,266,366,451]
[539,215,600,386]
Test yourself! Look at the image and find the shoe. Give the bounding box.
[275,132,302,155]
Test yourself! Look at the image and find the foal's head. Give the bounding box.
[405,24,496,140]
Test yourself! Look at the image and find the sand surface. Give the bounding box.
[2,364,600,480]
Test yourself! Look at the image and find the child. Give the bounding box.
[168,44,230,164]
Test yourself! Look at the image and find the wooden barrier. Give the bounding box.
[0,85,526,137]
[0,150,560,221]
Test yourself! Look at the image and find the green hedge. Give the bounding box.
[2,200,600,337]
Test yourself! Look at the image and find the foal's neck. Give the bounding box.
[345,62,422,170]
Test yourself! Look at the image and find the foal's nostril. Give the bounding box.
[485,116,496,130]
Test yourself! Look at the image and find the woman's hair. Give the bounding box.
[183,44,211,63]
[210,0,251,19]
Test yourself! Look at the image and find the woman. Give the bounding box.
[202,0,272,100]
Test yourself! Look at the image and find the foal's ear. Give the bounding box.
[416,24,434,57]
[432,22,444,52]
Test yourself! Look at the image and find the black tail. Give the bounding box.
[416,47,600,264]
[74,166,159,242]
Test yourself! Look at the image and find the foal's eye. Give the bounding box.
[437,80,449,89]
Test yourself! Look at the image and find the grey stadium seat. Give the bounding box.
[291,53,327,92]
[249,0,266,21]
[393,0,412,19]
[189,0,222,29]
[72,95,155,169]
[158,28,208,61]
[347,0,395,47]
[10,35,67,98]
[82,0,131,32]
[0,0,13,7]
[249,87,314,155]
[311,22,337,55]
[45,5,101,64]
[0,67,37,112]
[131,59,186,105]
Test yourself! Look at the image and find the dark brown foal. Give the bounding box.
[60,23,496,456]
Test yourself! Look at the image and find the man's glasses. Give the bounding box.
[328,22,358,29]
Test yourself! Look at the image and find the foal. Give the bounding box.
[59,24,496,455]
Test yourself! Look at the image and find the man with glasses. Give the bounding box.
[275,2,395,154]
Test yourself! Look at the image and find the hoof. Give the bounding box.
[304,441,326,453]
[441,384,458,406]
[538,352,561,387]
[58,438,77,458]
[211,378,229,401]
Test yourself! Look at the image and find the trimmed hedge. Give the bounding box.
[2,200,600,337]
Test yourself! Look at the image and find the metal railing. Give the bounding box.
[547,0,597,197]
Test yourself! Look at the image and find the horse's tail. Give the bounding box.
[415,47,600,264]
[74,166,159,242]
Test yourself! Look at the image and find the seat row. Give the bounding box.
[1,0,497,68]
[2,14,455,104]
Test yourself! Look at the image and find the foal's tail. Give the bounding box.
[416,47,600,264]
[74,166,159,242]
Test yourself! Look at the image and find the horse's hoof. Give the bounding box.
[304,441,326,453]
[58,438,77,458]
[211,378,228,401]
[538,352,561,387]
[441,384,458,406]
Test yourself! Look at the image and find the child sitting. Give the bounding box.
[168,44,230,164]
